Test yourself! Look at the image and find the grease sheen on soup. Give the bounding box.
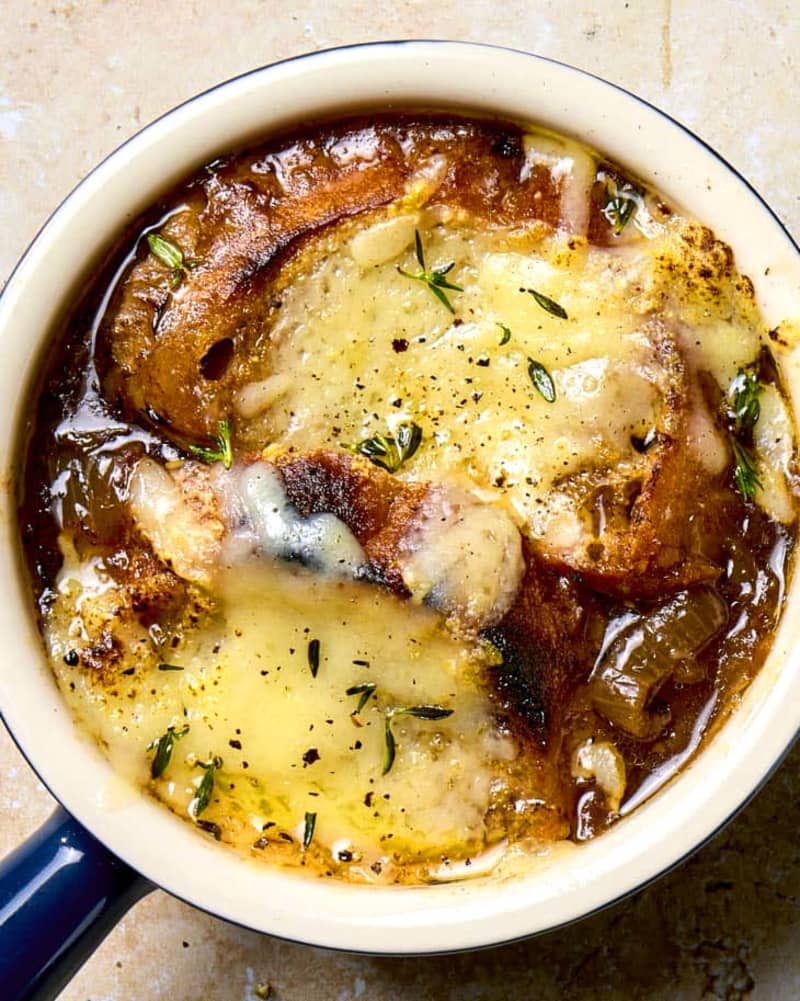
[20,114,799,884]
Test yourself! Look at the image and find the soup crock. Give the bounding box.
[1,40,799,1001]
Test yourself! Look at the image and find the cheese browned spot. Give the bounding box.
[273,450,524,628]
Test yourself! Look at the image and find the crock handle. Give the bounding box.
[0,806,152,1001]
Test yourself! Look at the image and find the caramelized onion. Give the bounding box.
[572,738,627,813]
[588,586,728,738]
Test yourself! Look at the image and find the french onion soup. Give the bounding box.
[19,115,799,884]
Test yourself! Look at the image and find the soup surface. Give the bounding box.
[20,114,799,884]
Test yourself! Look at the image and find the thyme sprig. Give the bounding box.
[382,705,454,775]
[190,755,222,818]
[147,724,190,780]
[344,421,422,473]
[189,419,233,469]
[397,230,463,314]
[726,365,763,501]
[146,232,201,289]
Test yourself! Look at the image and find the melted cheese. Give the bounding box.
[754,384,797,523]
[520,133,595,235]
[49,560,532,877]
[395,484,524,629]
[129,458,224,586]
[245,213,772,539]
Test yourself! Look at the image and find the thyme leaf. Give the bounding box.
[190,755,222,818]
[415,228,425,268]
[601,177,641,235]
[346,681,377,714]
[147,724,189,780]
[382,705,454,775]
[189,418,233,469]
[528,358,557,403]
[147,233,182,269]
[498,323,512,346]
[397,230,464,314]
[146,233,201,289]
[344,421,422,473]
[307,638,320,678]
[382,715,397,775]
[303,810,317,849]
[395,705,454,721]
[157,662,184,671]
[350,432,394,467]
[522,287,568,319]
[395,421,423,461]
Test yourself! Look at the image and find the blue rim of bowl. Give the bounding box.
[2,39,799,956]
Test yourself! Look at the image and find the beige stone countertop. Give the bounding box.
[1,2,799,999]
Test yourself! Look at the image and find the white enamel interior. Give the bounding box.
[1,42,799,954]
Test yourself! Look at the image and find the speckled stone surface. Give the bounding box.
[1,2,799,999]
